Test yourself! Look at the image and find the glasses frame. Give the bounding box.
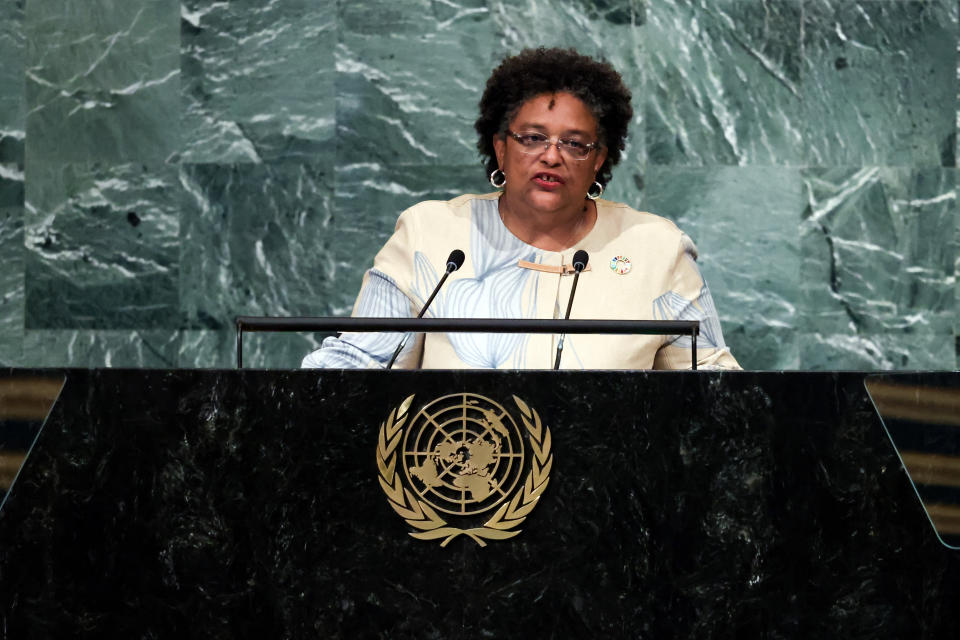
[505,129,602,161]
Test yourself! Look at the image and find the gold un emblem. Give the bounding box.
[376,393,553,547]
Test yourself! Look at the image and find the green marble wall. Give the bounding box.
[0,0,956,370]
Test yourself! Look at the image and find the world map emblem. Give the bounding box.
[376,393,553,547]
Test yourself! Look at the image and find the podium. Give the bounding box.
[1,369,958,637]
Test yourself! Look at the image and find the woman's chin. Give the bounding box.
[521,188,576,213]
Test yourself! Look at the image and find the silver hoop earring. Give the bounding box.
[489,168,506,189]
[587,181,604,200]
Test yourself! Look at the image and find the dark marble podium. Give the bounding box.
[0,369,957,638]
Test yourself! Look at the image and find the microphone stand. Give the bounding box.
[554,251,589,370]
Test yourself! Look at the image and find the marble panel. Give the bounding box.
[722,325,799,371]
[336,0,496,168]
[488,0,643,62]
[23,164,181,329]
[799,331,953,371]
[179,329,325,370]
[0,165,23,210]
[596,161,645,212]
[178,330,233,369]
[20,330,179,368]
[488,0,645,198]
[803,0,957,167]
[644,166,803,370]
[645,0,803,166]
[24,0,180,163]
[179,163,336,330]
[180,0,335,164]
[0,166,24,365]
[0,0,25,164]
[800,168,955,340]
[242,332,325,370]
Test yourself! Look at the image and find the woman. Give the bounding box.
[303,48,739,370]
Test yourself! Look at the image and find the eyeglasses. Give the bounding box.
[505,130,601,160]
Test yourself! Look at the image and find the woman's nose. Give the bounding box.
[540,140,563,164]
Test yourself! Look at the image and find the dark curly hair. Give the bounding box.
[475,48,633,188]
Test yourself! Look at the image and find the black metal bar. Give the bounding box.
[236,316,700,370]
[692,332,697,371]
[236,316,699,335]
[236,321,243,369]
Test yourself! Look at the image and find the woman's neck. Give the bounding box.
[498,196,597,252]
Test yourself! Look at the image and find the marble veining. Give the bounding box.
[24,163,180,329]
[802,0,957,167]
[0,0,958,369]
[0,0,25,164]
[180,0,335,164]
[645,0,804,166]
[20,330,180,368]
[0,172,25,365]
[179,163,334,327]
[800,167,955,369]
[336,0,494,168]
[24,0,180,163]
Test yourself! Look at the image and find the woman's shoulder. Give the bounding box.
[391,193,495,242]
[401,192,497,216]
[595,198,684,238]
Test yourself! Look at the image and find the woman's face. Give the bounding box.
[493,92,607,215]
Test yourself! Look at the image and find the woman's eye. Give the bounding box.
[518,134,547,145]
[561,139,585,150]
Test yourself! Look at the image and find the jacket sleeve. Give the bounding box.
[652,233,741,370]
[301,210,423,369]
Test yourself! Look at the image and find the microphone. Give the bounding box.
[553,250,589,370]
[445,249,466,272]
[386,249,465,369]
[571,250,588,272]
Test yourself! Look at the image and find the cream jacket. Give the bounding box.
[302,193,740,370]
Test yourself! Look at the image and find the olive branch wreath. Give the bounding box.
[376,394,553,547]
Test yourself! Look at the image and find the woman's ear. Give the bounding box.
[593,146,608,174]
[493,135,506,170]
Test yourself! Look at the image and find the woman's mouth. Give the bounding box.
[532,173,564,189]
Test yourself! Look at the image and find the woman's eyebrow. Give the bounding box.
[513,123,591,136]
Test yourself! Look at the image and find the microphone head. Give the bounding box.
[572,249,589,272]
[446,249,465,272]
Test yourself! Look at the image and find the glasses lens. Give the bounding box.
[558,140,590,159]
[510,131,594,160]
[513,132,548,151]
